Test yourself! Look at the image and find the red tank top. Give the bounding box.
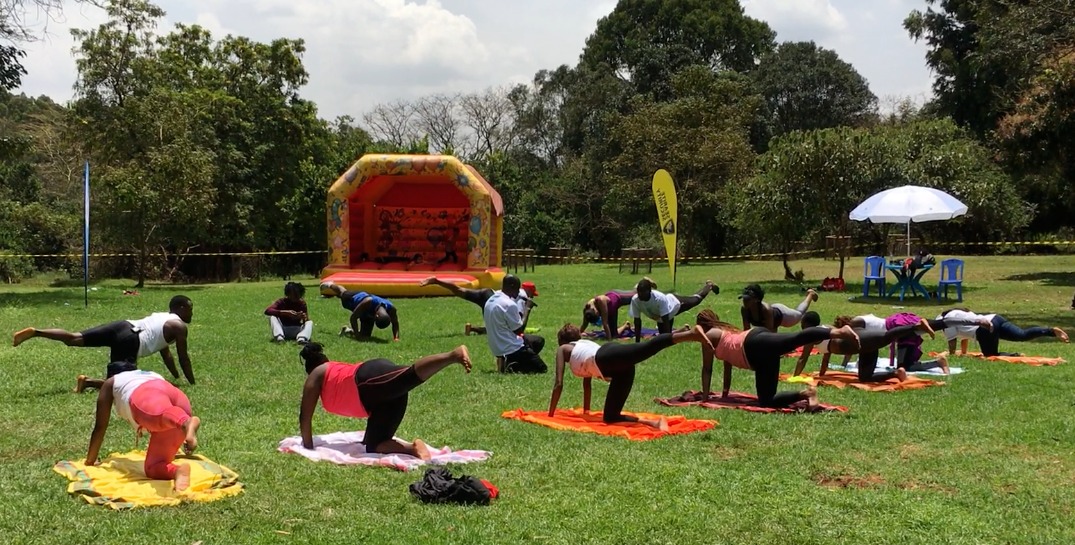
[715,330,751,369]
[320,362,368,418]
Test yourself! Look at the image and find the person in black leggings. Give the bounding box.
[419,276,537,336]
[548,323,713,429]
[695,310,860,409]
[297,343,471,459]
[791,311,939,382]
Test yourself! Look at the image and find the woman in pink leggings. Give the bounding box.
[85,362,201,491]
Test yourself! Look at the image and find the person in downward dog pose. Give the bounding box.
[548,323,713,430]
[580,289,637,341]
[629,277,717,342]
[695,310,859,409]
[297,342,471,458]
[13,295,196,391]
[85,362,201,491]
[739,284,819,332]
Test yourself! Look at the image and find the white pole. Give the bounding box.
[906,221,911,256]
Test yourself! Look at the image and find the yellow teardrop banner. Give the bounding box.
[651,169,678,287]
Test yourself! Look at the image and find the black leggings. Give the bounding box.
[854,324,921,382]
[462,288,495,310]
[655,287,712,333]
[975,315,1055,356]
[594,333,675,422]
[354,359,425,447]
[80,320,141,363]
[744,327,832,408]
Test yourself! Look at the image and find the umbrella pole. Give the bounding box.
[906,222,911,256]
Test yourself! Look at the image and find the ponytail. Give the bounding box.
[299,342,329,374]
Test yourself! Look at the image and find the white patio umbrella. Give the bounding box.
[848,185,968,256]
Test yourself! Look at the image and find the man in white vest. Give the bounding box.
[12,295,196,391]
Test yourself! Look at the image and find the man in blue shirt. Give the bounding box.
[322,282,401,341]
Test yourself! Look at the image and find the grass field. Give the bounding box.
[2,256,1074,544]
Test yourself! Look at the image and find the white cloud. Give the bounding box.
[11,0,933,119]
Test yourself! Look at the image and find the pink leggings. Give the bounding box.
[129,381,192,480]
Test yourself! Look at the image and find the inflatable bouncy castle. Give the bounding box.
[320,154,505,297]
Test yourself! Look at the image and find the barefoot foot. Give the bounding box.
[183,416,201,455]
[173,463,191,491]
[895,368,908,382]
[412,439,432,461]
[12,327,35,347]
[691,325,715,352]
[657,417,670,432]
[1054,327,1069,343]
[453,345,472,373]
[917,318,936,339]
[937,353,950,375]
[803,386,820,409]
[464,323,473,336]
[74,375,88,394]
[807,288,819,302]
[419,276,437,287]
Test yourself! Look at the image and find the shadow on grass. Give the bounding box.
[0,286,212,308]
[1002,272,1075,287]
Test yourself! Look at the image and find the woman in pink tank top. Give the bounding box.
[297,342,471,460]
[694,310,860,410]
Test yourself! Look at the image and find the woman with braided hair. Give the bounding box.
[297,342,471,459]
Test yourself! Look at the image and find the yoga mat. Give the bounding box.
[53,451,242,510]
[655,391,847,414]
[278,431,490,471]
[780,371,944,392]
[501,408,715,441]
[928,351,1063,366]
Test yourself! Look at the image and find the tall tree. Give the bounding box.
[751,41,877,145]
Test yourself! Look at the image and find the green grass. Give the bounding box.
[2,256,1075,544]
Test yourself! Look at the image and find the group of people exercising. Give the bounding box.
[9,274,1069,491]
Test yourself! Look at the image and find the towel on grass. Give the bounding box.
[928,351,1064,366]
[278,431,490,471]
[52,451,242,510]
[583,328,659,340]
[784,346,822,358]
[501,408,715,441]
[780,371,944,392]
[655,391,847,414]
[835,360,964,377]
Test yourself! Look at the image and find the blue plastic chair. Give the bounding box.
[937,258,964,301]
[863,256,886,297]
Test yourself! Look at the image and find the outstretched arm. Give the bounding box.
[349,299,371,337]
[299,368,325,449]
[793,343,816,376]
[85,381,115,466]
[596,298,614,341]
[172,324,194,384]
[547,344,571,416]
[819,353,833,376]
[701,344,714,398]
[721,362,733,398]
[160,347,180,380]
[633,317,642,343]
[582,378,592,413]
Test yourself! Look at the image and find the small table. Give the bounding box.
[885,262,934,301]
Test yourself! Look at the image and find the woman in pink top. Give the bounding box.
[694,310,859,409]
[297,342,471,459]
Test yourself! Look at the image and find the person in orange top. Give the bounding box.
[297,342,471,459]
[695,310,859,409]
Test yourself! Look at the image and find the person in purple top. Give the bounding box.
[580,289,636,341]
[321,281,401,341]
[265,282,313,344]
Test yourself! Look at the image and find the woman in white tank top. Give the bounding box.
[84,362,202,492]
[547,323,713,430]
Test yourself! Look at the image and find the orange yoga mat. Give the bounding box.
[928,351,1064,366]
[779,371,944,392]
[655,391,848,414]
[500,408,716,441]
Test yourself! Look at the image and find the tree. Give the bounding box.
[751,41,877,145]
[2,0,100,89]
[603,66,761,257]
[581,0,776,97]
[362,99,416,149]
[459,87,515,161]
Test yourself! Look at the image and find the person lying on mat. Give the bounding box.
[937,308,1069,357]
[739,284,819,332]
[695,310,859,409]
[13,295,196,391]
[629,277,717,343]
[792,312,942,382]
[548,323,713,430]
[85,362,202,491]
[418,276,537,336]
[321,282,400,341]
[581,289,636,341]
[298,342,471,459]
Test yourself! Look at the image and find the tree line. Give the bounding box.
[1,0,1070,283]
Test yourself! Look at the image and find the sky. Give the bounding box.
[11,0,935,120]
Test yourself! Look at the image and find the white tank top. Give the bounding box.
[111,370,165,427]
[858,314,887,332]
[569,340,605,380]
[127,312,181,357]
